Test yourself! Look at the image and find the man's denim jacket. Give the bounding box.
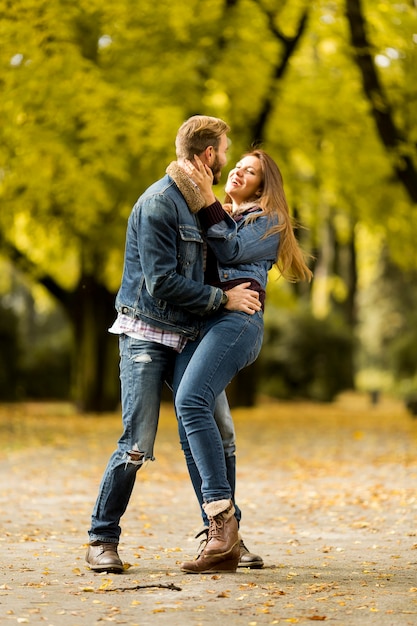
[116,175,223,341]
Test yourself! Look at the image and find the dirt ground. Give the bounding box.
[1,394,417,625]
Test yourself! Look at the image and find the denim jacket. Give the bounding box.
[205,208,280,289]
[116,174,223,340]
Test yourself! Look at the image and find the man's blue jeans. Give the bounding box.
[173,309,264,505]
[88,334,241,543]
[88,335,176,543]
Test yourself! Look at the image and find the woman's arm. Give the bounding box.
[207,215,279,265]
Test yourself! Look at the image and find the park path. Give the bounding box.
[0,394,417,625]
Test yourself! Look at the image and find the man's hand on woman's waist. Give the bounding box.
[223,283,261,315]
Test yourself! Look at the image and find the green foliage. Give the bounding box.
[366,261,417,395]
[1,0,416,284]
[1,1,414,268]
[0,263,72,401]
[0,0,416,407]
[258,309,355,402]
[17,297,72,401]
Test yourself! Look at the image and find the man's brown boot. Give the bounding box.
[86,541,123,573]
[181,499,239,574]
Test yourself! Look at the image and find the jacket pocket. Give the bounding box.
[178,224,204,267]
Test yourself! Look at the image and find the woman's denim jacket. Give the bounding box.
[205,209,280,289]
[116,175,223,340]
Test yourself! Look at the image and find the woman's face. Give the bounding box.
[225,155,263,205]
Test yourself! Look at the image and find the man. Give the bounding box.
[86,115,263,573]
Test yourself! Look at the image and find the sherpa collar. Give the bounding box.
[166,161,205,214]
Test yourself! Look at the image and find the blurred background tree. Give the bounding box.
[0,0,416,411]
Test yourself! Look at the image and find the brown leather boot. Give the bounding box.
[86,541,123,572]
[181,499,239,573]
[194,528,264,569]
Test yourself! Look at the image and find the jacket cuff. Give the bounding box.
[199,200,227,229]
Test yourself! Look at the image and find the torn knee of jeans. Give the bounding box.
[124,444,146,467]
[133,353,152,363]
[128,449,144,462]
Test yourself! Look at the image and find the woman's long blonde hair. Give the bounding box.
[224,149,313,283]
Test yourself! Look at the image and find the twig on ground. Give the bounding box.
[103,582,182,592]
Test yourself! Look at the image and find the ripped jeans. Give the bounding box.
[88,335,176,543]
[88,334,239,543]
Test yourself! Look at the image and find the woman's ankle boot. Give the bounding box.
[181,499,239,573]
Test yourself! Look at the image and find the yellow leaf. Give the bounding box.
[98,579,113,590]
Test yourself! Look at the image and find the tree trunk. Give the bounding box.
[71,274,120,413]
[331,219,358,328]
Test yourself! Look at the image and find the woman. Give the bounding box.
[173,149,312,573]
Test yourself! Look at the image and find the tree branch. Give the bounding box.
[345,0,417,202]
[0,235,72,308]
[249,7,310,144]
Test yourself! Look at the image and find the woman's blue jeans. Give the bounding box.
[184,391,242,527]
[173,309,264,504]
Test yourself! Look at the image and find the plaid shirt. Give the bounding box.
[109,313,188,353]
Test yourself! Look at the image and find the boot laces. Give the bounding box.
[239,539,248,553]
[208,515,225,541]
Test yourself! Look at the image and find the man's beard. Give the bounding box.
[210,155,222,185]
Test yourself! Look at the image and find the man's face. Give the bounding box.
[210,133,229,184]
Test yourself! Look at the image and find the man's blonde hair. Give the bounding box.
[175,115,230,160]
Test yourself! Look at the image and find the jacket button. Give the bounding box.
[122,307,128,313]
